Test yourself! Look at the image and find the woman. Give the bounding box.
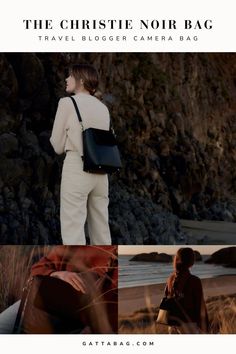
[0,245,118,334]
[163,247,209,334]
[50,64,111,245]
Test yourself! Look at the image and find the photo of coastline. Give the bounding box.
[118,245,236,334]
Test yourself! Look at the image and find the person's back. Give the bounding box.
[74,93,110,129]
[50,92,110,156]
[166,271,208,331]
[49,63,112,245]
[164,248,209,333]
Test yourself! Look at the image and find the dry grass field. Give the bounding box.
[119,293,236,334]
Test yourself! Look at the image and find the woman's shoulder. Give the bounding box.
[58,96,73,104]
[77,94,109,110]
[188,274,202,287]
[189,273,201,281]
[56,96,74,110]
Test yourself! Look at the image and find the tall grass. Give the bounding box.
[0,246,118,334]
[0,246,51,312]
[119,294,236,334]
[207,294,236,334]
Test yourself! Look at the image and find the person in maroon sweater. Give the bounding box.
[164,247,209,334]
[0,246,118,334]
[28,245,118,334]
[31,245,117,291]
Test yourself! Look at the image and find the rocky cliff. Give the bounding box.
[130,252,172,262]
[205,246,236,267]
[129,250,202,262]
[1,53,236,244]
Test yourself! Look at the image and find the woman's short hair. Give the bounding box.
[69,64,99,95]
[174,247,195,271]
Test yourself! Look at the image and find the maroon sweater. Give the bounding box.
[165,270,209,332]
[31,245,118,292]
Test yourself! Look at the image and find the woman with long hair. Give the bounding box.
[163,247,209,334]
[50,64,111,245]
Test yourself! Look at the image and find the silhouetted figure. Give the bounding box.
[164,247,209,334]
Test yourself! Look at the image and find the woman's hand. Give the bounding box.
[50,271,87,293]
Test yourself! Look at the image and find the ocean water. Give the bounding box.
[119,255,236,288]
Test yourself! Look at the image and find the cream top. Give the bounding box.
[50,93,110,155]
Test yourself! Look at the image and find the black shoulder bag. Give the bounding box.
[156,275,191,326]
[70,96,122,174]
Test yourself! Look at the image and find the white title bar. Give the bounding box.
[0,0,234,52]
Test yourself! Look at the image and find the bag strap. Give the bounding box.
[70,96,84,130]
[13,276,34,333]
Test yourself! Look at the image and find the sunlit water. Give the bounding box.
[119,255,236,288]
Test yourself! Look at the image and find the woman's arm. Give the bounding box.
[30,246,117,293]
[50,271,87,293]
[30,246,66,276]
[50,97,70,154]
[30,247,88,292]
[31,246,117,278]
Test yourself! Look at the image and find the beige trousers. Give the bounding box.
[60,152,111,245]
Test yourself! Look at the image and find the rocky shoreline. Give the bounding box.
[128,247,236,268]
